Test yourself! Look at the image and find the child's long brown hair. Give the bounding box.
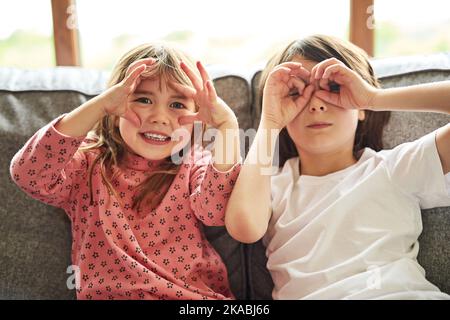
[258,34,391,167]
[78,43,199,214]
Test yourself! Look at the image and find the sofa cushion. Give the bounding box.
[0,66,251,299]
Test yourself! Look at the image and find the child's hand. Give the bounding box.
[100,58,157,127]
[310,58,379,110]
[178,61,238,129]
[262,62,314,130]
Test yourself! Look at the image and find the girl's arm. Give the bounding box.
[225,120,280,243]
[370,81,450,114]
[225,62,313,243]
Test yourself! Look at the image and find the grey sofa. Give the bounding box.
[1,53,449,299]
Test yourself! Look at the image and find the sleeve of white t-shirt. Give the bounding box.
[380,129,450,209]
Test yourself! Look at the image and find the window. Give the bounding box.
[374,0,450,57]
[0,0,55,68]
[76,0,350,70]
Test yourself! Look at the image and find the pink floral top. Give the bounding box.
[10,113,241,300]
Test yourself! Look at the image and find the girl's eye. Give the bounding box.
[170,102,186,110]
[136,97,152,104]
[288,89,299,97]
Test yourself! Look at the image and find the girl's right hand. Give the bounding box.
[100,58,156,127]
[262,62,314,130]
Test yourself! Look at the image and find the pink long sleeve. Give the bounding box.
[188,148,241,226]
[10,113,88,213]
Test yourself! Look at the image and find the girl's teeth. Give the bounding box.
[143,133,169,141]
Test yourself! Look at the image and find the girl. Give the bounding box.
[9,43,241,300]
[225,35,450,299]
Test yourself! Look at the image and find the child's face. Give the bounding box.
[286,56,365,155]
[118,77,196,160]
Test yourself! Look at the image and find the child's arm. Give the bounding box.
[312,58,450,174]
[370,81,450,114]
[226,62,313,243]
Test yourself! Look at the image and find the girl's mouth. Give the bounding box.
[306,122,333,129]
[140,131,171,145]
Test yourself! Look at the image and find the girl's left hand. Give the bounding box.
[310,58,379,110]
[178,61,238,129]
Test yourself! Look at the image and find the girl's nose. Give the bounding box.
[308,95,328,113]
[142,105,170,126]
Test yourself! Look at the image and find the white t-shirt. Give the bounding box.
[264,129,450,300]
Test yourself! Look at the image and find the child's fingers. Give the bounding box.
[286,65,311,82]
[314,58,344,80]
[123,64,146,88]
[322,64,347,80]
[169,81,197,99]
[269,66,292,83]
[126,58,156,77]
[206,80,218,103]
[178,113,201,125]
[180,61,202,92]
[287,76,306,95]
[295,84,315,109]
[196,61,211,86]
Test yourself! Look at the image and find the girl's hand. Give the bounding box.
[178,61,238,129]
[310,58,379,110]
[100,58,157,127]
[262,62,314,130]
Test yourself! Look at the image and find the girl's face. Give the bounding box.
[118,77,196,160]
[286,56,365,155]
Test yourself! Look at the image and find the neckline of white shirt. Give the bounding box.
[290,148,375,185]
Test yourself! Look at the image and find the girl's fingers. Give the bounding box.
[322,64,346,80]
[206,80,218,103]
[315,89,340,106]
[319,77,330,91]
[180,61,202,91]
[288,66,311,82]
[126,58,156,77]
[314,58,344,80]
[178,113,201,125]
[270,66,292,83]
[169,81,197,99]
[295,84,315,109]
[287,76,306,95]
[123,64,146,87]
[196,61,211,86]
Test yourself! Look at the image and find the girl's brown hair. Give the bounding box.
[258,34,391,167]
[78,43,199,214]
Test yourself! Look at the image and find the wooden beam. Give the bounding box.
[350,0,374,57]
[51,0,80,66]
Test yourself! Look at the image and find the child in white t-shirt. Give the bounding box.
[225,34,450,299]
